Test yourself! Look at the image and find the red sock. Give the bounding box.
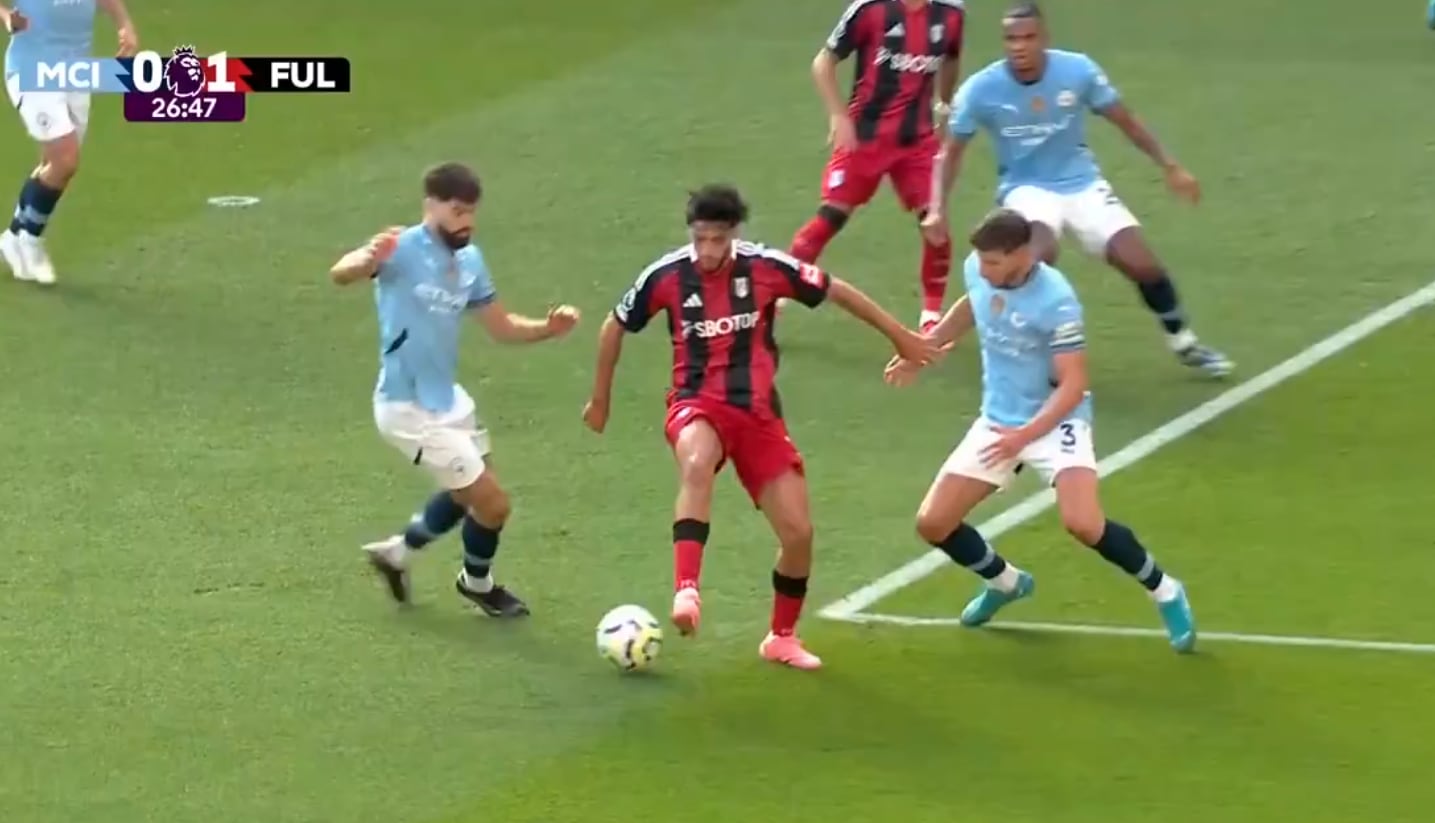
[770,571,809,636]
[920,236,952,314]
[673,518,709,591]
[790,206,848,263]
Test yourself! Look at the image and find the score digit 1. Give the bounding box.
[206,51,235,93]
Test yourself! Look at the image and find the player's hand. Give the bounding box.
[980,425,1032,468]
[582,396,609,434]
[932,102,952,132]
[920,209,948,247]
[116,23,139,57]
[894,328,942,367]
[1163,164,1200,205]
[545,305,581,338]
[4,10,29,34]
[883,355,923,387]
[827,114,857,152]
[368,226,403,263]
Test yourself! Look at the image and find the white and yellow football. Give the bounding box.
[596,604,663,672]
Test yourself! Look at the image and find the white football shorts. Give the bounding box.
[5,72,90,143]
[1002,178,1139,256]
[939,415,1097,489]
[373,384,490,490]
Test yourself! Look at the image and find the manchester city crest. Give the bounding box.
[991,294,1005,314]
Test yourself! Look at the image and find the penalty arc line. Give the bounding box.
[819,279,1435,621]
[826,612,1435,655]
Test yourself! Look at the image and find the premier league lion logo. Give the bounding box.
[163,45,206,98]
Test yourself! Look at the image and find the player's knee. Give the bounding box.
[677,449,719,488]
[817,203,852,229]
[458,479,510,527]
[778,518,814,554]
[40,141,80,183]
[914,507,954,546]
[1061,511,1105,546]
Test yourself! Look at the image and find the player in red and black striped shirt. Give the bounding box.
[583,184,936,670]
[790,0,967,333]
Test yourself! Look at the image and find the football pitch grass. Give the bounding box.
[3,1,1433,821]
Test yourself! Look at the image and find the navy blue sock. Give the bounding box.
[461,515,501,578]
[10,177,63,236]
[932,522,1008,580]
[1090,519,1165,591]
[401,492,466,549]
[1136,276,1187,335]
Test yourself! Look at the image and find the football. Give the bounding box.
[596,604,664,671]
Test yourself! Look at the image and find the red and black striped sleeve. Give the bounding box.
[613,257,676,333]
[752,246,830,309]
[825,0,877,60]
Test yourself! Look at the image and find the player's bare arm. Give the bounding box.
[933,56,961,128]
[97,0,138,56]
[811,49,856,151]
[922,134,970,243]
[1,4,25,33]
[885,295,971,385]
[582,315,627,434]
[1101,102,1200,204]
[473,301,580,344]
[329,227,402,285]
[826,277,939,365]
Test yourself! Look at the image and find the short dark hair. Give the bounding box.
[1004,2,1043,21]
[423,162,481,204]
[969,208,1033,253]
[685,184,749,227]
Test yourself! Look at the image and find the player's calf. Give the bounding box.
[756,471,821,670]
[1105,228,1233,378]
[362,491,468,605]
[451,473,528,617]
[6,141,81,286]
[1054,469,1196,652]
[917,213,953,331]
[668,418,723,634]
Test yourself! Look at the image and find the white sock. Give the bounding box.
[1167,329,1198,352]
[1149,575,1181,603]
[462,569,493,593]
[988,563,1023,593]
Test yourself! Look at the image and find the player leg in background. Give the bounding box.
[785,146,883,308]
[753,470,822,670]
[1052,465,1196,652]
[916,471,1036,627]
[892,137,953,332]
[0,83,86,285]
[667,415,726,636]
[1100,224,1234,378]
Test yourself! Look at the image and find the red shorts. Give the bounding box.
[819,133,939,212]
[663,397,804,506]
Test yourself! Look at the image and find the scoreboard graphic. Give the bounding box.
[12,45,351,123]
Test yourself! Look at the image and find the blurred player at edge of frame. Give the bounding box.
[887,208,1197,652]
[329,162,581,618]
[583,184,939,670]
[1,0,138,285]
[926,2,1233,378]
[788,0,968,332]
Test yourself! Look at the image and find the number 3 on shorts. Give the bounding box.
[1058,422,1077,450]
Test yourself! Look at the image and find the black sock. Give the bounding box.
[933,523,1008,580]
[1090,519,1165,591]
[402,492,466,549]
[1136,276,1187,335]
[10,177,63,236]
[816,203,850,232]
[461,516,501,579]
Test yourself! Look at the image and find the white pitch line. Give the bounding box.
[820,280,1435,621]
[826,612,1435,655]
